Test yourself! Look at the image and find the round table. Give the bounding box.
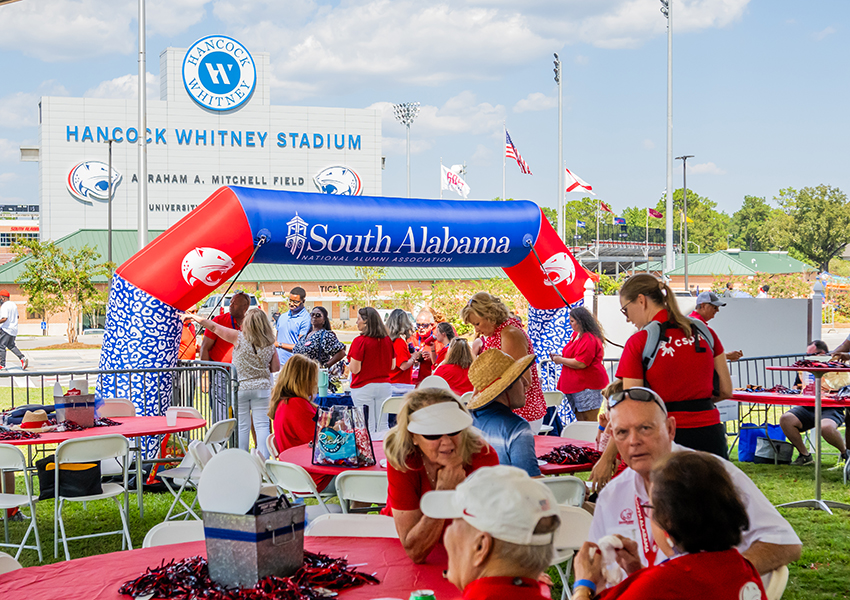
[0,537,460,600]
[278,434,598,477]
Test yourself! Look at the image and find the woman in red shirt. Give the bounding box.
[348,307,395,434]
[384,388,498,563]
[431,322,456,366]
[268,354,333,491]
[460,292,547,432]
[574,452,766,600]
[550,306,609,423]
[387,309,420,385]
[434,338,474,395]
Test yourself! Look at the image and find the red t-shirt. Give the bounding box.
[203,313,241,363]
[688,310,705,322]
[389,337,413,385]
[463,577,550,600]
[435,346,448,366]
[598,550,766,600]
[385,445,498,513]
[615,310,724,428]
[434,363,473,395]
[272,396,332,491]
[556,333,609,394]
[348,335,394,388]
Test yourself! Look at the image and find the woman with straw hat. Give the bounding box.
[468,349,540,477]
[383,388,498,563]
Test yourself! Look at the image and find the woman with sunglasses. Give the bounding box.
[383,388,498,563]
[291,306,346,372]
[573,451,766,600]
[461,292,547,433]
[348,306,395,434]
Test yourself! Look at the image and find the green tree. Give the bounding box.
[342,266,386,309]
[775,185,850,272]
[729,196,773,251]
[392,286,425,313]
[12,240,64,336]
[13,240,112,343]
[654,189,731,253]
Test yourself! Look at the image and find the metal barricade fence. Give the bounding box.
[0,361,238,450]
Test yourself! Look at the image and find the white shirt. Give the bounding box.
[589,443,801,569]
[0,301,19,337]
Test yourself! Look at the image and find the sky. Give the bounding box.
[1,0,849,220]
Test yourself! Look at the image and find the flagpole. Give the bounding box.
[502,121,506,201]
[646,208,650,273]
[596,198,600,276]
[440,157,443,199]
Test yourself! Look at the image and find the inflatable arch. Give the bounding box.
[99,187,591,448]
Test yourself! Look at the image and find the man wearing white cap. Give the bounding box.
[421,465,560,600]
[467,349,540,477]
[689,291,742,361]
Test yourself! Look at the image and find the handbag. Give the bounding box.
[312,405,376,468]
[36,454,102,500]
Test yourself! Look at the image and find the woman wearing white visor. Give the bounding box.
[383,388,498,563]
[421,465,561,600]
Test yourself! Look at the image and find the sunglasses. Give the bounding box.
[608,387,666,414]
[417,323,432,329]
[421,430,463,441]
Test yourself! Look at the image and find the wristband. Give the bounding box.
[574,580,597,594]
[598,425,605,432]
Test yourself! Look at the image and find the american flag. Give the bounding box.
[505,130,532,175]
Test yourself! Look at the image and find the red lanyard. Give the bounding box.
[634,495,658,566]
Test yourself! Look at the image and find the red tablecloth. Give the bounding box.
[2,416,207,447]
[278,435,596,477]
[0,537,460,600]
[731,392,850,409]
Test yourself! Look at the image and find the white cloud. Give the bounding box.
[0,173,17,184]
[472,144,494,167]
[574,55,590,66]
[643,139,655,150]
[514,92,557,113]
[381,137,433,156]
[84,73,159,101]
[369,92,506,140]
[813,26,836,41]
[0,81,69,129]
[0,140,19,162]
[690,161,725,175]
[147,0,209,36]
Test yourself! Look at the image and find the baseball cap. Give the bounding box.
[407,401,473,436]
[420,465,560,546]
[696,291,725,307]
[0,290,9,297]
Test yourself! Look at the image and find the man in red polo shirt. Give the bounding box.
[200,292,250,420]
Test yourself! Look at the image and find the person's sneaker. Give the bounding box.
[20,357,28,370]
[792,453,814,466]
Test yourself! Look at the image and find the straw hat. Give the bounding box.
[12,409,56,433]
[468,349,536,410]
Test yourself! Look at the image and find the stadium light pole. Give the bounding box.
[676,154,693,292]
[137,0,148,250]
[661,0,673,276]
[393,102,420,197]
[106,139,115,278]
[554,53,564,241]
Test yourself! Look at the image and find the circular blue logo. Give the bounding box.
[182,35,256,112]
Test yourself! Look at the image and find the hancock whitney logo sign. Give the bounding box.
[182,35,256,112]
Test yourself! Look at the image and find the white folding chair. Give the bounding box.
[764,565,789,600]
[159,439,213,521]
[418,375,450,390]
[54,434,133,560]
[0,444,41,561]
[551,505,593,600]
[306,513,398,538]
[265,460,342,521]
[99,398,136,418]
[540,475,585,507]
[460,391,473,406]
[266,434,279,459]
[561,421,599,442]
[250,449,282,497]
[166,406,203,419]
[539,392,566,434]
[0,551,21,575]
[142,520,206,548]
[335,471,388,513]
[379,396,405,420]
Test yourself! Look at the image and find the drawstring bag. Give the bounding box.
[312,405,376,468]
